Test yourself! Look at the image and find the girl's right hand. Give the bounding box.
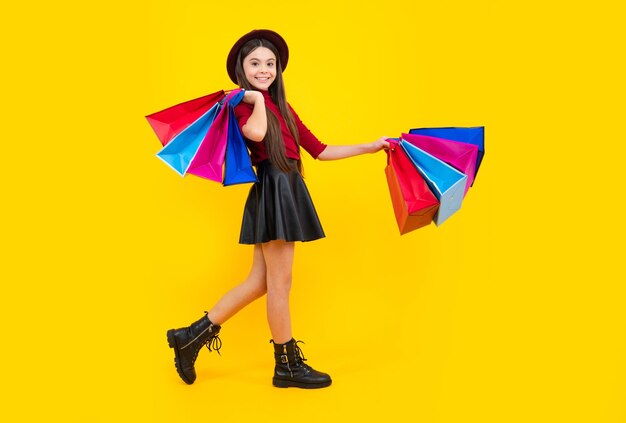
[242,90,264,105]
[368,137,391,153]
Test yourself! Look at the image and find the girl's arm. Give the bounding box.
[317,137,390,161]
[241,91,267,142]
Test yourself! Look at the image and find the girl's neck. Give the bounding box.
[261,89,273,102]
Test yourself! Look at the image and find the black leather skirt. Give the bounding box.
[239,160,325,244]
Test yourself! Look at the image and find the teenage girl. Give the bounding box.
[167,29,389,389]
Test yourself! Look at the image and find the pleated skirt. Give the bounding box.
[239,160,325,244]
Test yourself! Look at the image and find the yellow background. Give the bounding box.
[2,0,625,421]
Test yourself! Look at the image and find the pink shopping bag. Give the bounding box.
[402,133,478,196]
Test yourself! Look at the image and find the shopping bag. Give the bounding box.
[409,127,485,183]
[146,90,225,146]
[385,141,439,234]
[400,140,467,226]
[155,102,221,176]
[223,106,257,186]
[186,90,245,181]
[402,133,478,196]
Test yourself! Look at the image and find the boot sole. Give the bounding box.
[272,378,332,389]
[167,329,193,385]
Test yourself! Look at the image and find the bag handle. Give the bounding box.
[218,88,245,108]
[386,138,400,166]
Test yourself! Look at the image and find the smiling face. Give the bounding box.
[242,46,277,91]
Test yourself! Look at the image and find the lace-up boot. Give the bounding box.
[167,312,222,385]
[271,338,332,389]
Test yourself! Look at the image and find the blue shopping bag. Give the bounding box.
[223,103,257,186]
[409,127,485,183]
[400,139,467,226]
[156,102,222,176]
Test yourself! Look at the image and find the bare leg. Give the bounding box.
[262,240,295,344]
[207,245,267,325]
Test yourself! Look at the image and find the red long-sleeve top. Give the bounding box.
[233,90,327,165]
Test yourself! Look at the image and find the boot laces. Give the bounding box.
[269,339,308,364]
[202,311,222,355]
[204,332,222,355]
[293,340,307,364]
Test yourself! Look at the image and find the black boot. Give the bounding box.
[166,312,222,385]
[271,338,332,389]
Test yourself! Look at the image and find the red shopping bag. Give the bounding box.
[145,90,225,146]
[385,142,439,234]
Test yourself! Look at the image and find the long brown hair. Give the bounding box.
[234,38,302,174]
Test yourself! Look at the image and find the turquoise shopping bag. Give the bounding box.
[400,139,467,226]
[155,102,221,176]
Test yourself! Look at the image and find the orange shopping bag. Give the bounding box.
[385,140,439,234]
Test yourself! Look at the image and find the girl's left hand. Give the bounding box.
[242,90,264,105]
[368,137,391,153]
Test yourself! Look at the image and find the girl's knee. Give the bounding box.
[253,281,268,298]
[246,276,267,298]
[266,273,292,294]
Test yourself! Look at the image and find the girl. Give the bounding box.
[167,29,389,389]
